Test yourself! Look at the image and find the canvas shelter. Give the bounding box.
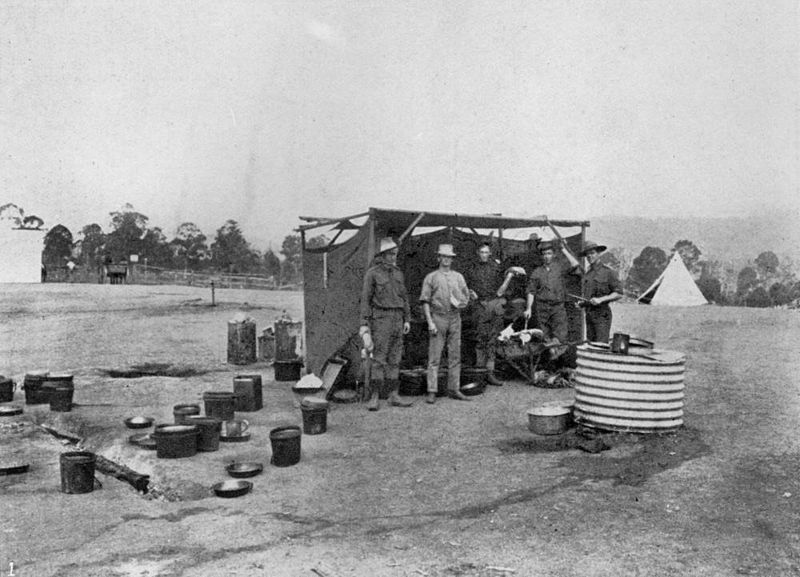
[636,252,708,306]
[298,208,590,383]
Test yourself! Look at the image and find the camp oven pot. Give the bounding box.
[527,405,572,435]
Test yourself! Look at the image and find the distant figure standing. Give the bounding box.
[578,241,623,343]
[359,237,413,411]
[420,244,472,404]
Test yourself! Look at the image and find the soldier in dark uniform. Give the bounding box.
[523,240,580,346]
[578,241,623,343]
[359,237,414,411]
[465,243,506,386]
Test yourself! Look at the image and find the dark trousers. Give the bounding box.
[472,298,505,369]
[369,309,404,382]
[585,306,612,343]
[535,302,568,343]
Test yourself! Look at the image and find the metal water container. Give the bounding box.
[573,344,685,433]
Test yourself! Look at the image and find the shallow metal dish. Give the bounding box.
[331,389,359,403]
[226,462,264,478]
[212,479,253,498]
[128,433,157,450]
[0,463,29,476]
[0,405,23,417]
[460,382,485,396]
[219,432,251,443]
[124,416,154,429]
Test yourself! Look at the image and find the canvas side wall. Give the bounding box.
[303,226,371,377]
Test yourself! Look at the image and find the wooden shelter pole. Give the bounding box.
[498,229,504,260]
[326,229,343,248]
[580,224,587,340]
[297,211,371,231]
[397,212,426,244]
[366,211,376,266]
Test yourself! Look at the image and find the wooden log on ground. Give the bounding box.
[94,454,150,494]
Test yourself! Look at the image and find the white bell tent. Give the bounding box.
[637,252,708,306]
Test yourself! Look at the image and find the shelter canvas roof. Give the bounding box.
[298,207,589,232]
[637,252,708,306]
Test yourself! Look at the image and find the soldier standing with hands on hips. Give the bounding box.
[359,237,414,411]
[420,244,472,404]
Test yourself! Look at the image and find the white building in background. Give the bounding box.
[0,226,45,283]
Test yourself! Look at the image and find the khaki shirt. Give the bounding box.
[527,261,577,303]
[583,263,623,302]
[360,260,411,325]
[420,269,470,315]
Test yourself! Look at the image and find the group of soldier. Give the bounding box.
[359,234,622,410]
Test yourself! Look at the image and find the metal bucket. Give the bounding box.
[0,377,16,402]
[300,397,329,435]
[274,320,303,362]
[153,424,199,459]
[185,416,222,452]
[274,361,302,382]
[233,375,263,411]
[527,405,571,435]
[203,392,236,421]
[23,371,50,405]
[60,451,96,494]
[49,387,74,412]
[173,403,201,424]
[270,426,301,467]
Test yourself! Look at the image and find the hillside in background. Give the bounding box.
[588,213,800,269]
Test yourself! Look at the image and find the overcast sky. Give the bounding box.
[1,1,797,249]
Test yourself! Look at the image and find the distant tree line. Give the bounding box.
[41,204,326,286]
[602,240,800,307]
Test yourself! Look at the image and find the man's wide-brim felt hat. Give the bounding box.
[581,241,607,256]
[437,244,457,257]
[376,237,398,255]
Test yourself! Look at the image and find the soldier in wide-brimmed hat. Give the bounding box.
[359,237,414,411]
[577,240,622,343]
[524,239,580,355]
[420,243,472,404]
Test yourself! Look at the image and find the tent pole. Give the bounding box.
[580,224,587,341]
[326,229,343,248]
[366,212,376,266]
[398,212,426,244]
[498,229,504,260]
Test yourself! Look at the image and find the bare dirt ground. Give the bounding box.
[2,283,800,577]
